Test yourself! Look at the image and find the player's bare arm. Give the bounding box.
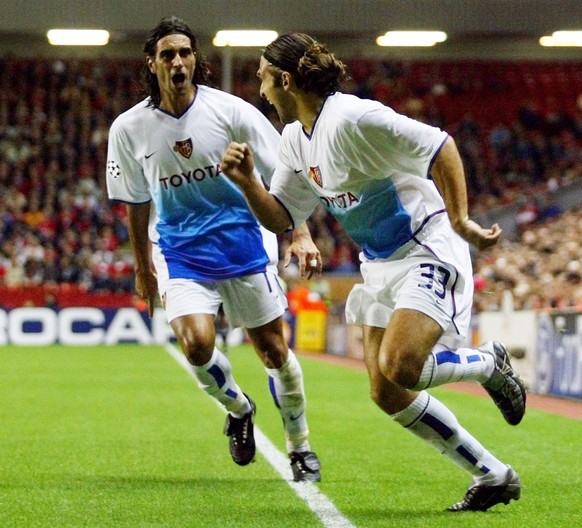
[431,137,502,250]
[126,202,158,316]
[221,142,290,233]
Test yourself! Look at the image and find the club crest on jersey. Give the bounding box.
[309,166,323,187]
[173,138,193,159]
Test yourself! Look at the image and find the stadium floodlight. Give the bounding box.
[213,30,277,93]
[47,29,110,46]
[376,31,447,47]
[539,30,582,47]
[213,30,278,47]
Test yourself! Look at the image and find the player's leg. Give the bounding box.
[152,244,254,464]
[245,318,310,455]
[164,278,251,414]
[377,256,525,425]
[222,272,321,482]
[375,254,495,390]
[171,312,251,414]
[246,317,321,482]
[347,253,521,511]
[152,246,252,415]
[378,307,496,389]
[364,323,521,511]
[411,339,526,425]
[164,280,255,465]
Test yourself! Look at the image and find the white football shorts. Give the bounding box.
[345,219,474,348]
[152,244,286,328]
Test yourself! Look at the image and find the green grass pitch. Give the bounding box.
[1,343,580,527]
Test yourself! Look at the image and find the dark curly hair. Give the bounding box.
[263,33,349,97]
[141,16,212,108]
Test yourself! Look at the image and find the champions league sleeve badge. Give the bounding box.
[107,160,121,179]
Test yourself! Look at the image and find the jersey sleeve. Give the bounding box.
[106,118,151,203]
[349,106,449,179]
[268,137,321,229]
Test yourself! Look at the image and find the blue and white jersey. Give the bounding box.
[269,92,450,261]
[106,85,280,281]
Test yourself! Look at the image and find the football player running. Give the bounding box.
[221,32,526,510]
[107,19,322,482]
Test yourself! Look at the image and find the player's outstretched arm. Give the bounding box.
[221,142,291,233]
[431,137,502,250]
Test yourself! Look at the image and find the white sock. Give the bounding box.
[391,391,507,485]
[413,344,495,390]
[265,350,310,453]
[192,347,251,417]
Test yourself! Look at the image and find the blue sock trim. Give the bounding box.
[456,445,491,474]
[268,376,280,408]
[225,388,238,399]
[456,444,478,466]
[420,412,454,440]
[207,364,226,388]
[435,350,461,365]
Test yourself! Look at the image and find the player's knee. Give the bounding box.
[176,332,214,366]
[368,378,404,415]
[182,344,213,366]
[379,349,421,389]
[256,342,288,369]
[249,328,288,368]
[391,367,420,389]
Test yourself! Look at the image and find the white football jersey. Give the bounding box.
[106,85,280,280]
[269,92,450,261]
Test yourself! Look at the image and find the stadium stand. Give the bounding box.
[0,56,581,310]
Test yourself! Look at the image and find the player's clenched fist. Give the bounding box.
[221,142,255,187]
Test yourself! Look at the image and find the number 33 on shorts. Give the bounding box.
[417,262,452,300]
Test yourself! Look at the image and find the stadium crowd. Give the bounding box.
[0,55,581,311]
[473,206,582,312]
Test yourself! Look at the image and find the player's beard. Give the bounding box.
[275,100,298,125]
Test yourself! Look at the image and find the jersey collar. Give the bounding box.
[302,95,330,140]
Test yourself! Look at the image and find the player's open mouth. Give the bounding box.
[172,73,186,87]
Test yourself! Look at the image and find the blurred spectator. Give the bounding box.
[329,244,359,274]
[537,195,563,222]
[515,197,539,233]
[517,99,544,131]
[4,254,24,287]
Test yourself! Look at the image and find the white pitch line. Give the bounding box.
[163,343,355,528]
